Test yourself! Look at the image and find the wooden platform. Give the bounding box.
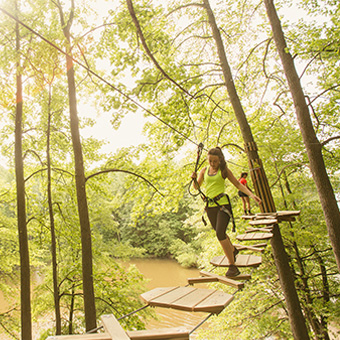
[140,286,233,314]
[236,232,273,241]
[210,254,262,268]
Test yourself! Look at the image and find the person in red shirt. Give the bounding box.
[238,172,252,215]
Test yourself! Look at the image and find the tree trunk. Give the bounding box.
[46,85,62,334]
[15,2,32,338]
[263,0,340,274]
[66,51,97,332]
[64,40,97,334]
[203,1,310,339]
[55,1,97,331]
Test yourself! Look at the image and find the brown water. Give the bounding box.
[0,258,209,339]
[126,258,209,334]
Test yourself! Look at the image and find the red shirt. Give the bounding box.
[239,177,247,186]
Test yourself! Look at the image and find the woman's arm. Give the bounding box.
[191,167,206,189]
[227,169,262,204]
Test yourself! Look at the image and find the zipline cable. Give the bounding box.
[0,7,199,148]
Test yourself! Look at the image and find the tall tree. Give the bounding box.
[54,0,97,331]
[14,1,32,338]
[263,0,340,274]
[201,0,310,338]
[46,82,62,334]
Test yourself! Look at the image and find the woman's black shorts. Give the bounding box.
[238,190,248,197]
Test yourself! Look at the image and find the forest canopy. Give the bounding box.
[0,0,339,339]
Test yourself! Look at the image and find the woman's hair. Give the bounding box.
[240,172,248,178]
[208,147,228,178]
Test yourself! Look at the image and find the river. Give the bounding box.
[126,258,209,335]
[0,258,209,339]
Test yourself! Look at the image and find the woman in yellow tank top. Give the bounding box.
[191,147,261,277]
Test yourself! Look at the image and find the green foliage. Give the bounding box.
[0,0,339,338]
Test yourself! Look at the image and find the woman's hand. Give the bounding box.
[191,171,198,180]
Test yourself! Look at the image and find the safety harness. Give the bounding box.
[189,143,237,232]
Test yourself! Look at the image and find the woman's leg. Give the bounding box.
[219,237,235,265]
[207,206,240,277]
[207,206,238,264]
[245,196,251,213]
[241,197,246,211]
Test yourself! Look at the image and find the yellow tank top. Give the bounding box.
[204,167,229,207]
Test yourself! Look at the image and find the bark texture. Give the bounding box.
[263,0,340,274]
[15,3,32,338]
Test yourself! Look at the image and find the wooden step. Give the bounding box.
[246,227,273,233]
[200,271,245,289]
[277,210,300,217]
[236,232,273,241]
[256,212,278,218]
[140,286,233,314]
[101,314,131,340]
[255,211,300,222]
[234,244,266,253]
[248,219,277,226]
[187,276,219,284]
[210,254,262,268]
[240,214,256,220]
[127,327,190,340]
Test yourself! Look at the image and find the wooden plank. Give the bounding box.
[47,334,110,340]
[194,290,234,314]
[210,254,262,268]
[199,271,244,289]
[171,288,215,312]
[250,243,268,248]
[278,216,296,222]
[101,314,131,340]
[187,276,219,284]
[222,272,252,280]
[256,212,278,218]
[277,210,300,217]
[151,287,197,309]
[141,286,232,314]
[234,244,265,253]
[241,214,256,220]
[127,327,190,340]
[248,219,277,226]
[236,232,273,241]
[246,227,273,233]
[140,287,178,305]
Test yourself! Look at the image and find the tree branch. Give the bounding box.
[86,168,163,196]
[126,0,192,97]
[321,135,340,147]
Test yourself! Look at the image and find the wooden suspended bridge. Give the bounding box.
[46,211,299,340]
